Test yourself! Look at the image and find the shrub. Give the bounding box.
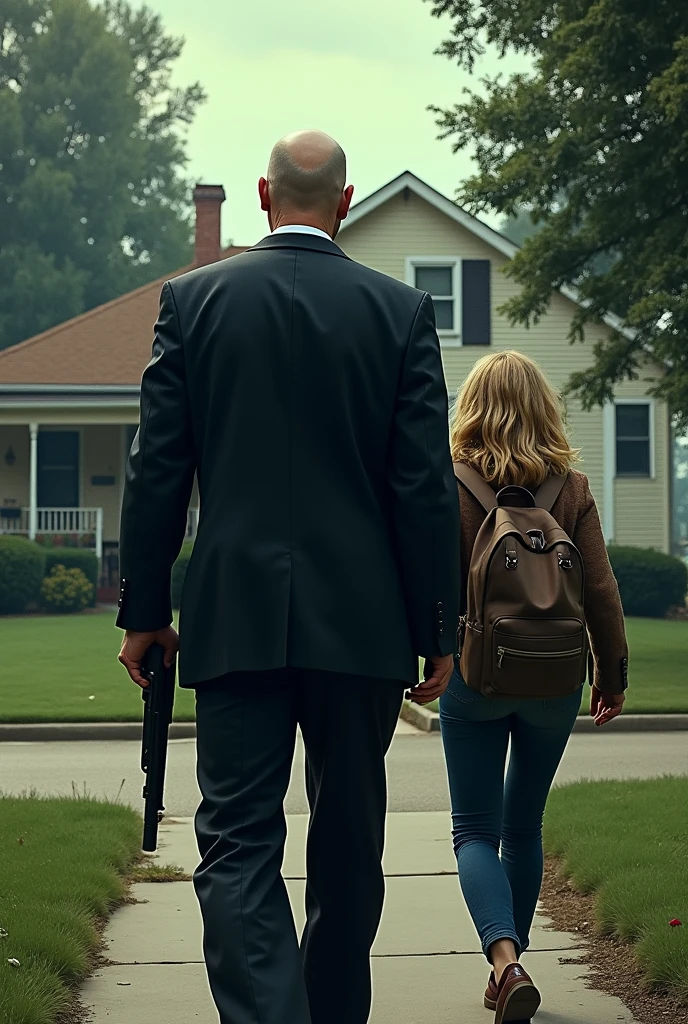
[608,545,688,619]
[172,540,194,610]
[44,549,99,607]
[40,565,94,614]
[0,537,46,614]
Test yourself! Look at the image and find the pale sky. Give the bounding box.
[157,0,528,245]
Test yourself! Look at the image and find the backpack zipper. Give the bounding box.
[497,646,583,669]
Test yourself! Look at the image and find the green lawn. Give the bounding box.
[0,796,141,1024]
[544,777,688,1004]
[423,617,688,715]
[0,611,685,722]
[0,611,196,722]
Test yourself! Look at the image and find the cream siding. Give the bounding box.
[612,375,669,551]
[0,426,30,509]
[339,191,670,551]
[82,425,123,542]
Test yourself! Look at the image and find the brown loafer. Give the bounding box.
[494,964,541,1023]
[484,971,499,1010]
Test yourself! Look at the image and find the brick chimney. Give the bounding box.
[193,184,226,266]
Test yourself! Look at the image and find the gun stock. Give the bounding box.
[140,644,176,852]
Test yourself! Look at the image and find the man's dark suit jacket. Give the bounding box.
[117,232,461,686]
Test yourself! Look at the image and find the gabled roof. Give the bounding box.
[0,246,247,387]
[341,171,633,341]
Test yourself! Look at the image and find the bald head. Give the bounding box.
[268,130,347,214]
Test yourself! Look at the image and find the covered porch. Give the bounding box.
[0,395,199,600]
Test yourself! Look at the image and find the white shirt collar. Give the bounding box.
[270,224,332,241]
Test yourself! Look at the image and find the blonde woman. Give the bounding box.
[441,351,628,1023]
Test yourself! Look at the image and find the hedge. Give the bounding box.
[41,564,94,614]
[608,545,688,619]
[172,540,194,610]
[0,537,46,615]
[44,548,99,607]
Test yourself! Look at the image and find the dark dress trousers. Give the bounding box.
[117,232,460,1024]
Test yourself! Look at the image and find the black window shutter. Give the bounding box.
[462,260,491,345]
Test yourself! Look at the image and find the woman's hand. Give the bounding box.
[590,685,625,727]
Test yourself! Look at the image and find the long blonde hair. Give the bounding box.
[450,351,580,488]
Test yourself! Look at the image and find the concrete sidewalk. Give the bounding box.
[82,814,639,1024]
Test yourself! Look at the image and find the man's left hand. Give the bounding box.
[118,626,179,688]
[405,654,454,706]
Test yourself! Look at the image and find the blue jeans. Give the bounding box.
[439,667,582,961]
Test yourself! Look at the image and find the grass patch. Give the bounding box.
[0,612,684,722]
[0,795,141,1024]
[544,777,688,1003]
[129,862,191,883]
[0,611,195,722]
[422,617,688,715]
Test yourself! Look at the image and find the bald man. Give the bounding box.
[117,130,460,1024]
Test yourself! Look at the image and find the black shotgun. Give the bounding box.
[140,643,176,852]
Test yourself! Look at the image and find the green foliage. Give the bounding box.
[427,0,688,428]
[172,540,194,610]
[0,795,140,1023]
[0,536,46,614]
[0,0,206,351]
[608,545,688,618]
[44,547,99,606]
[40,564,93,613]
[500,206,546,247]
[545,777,688,1003]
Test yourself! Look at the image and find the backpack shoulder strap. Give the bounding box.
[534,473,568,512]
[453,462,498,513]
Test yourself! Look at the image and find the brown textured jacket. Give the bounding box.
[457,468,629,694]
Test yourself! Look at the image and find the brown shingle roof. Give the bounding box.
[0,247,248,386]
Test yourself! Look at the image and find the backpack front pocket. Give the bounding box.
[490,618,586,697]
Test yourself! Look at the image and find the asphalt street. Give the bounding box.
[1,726,686,817]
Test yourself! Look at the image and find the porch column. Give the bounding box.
[29,423,39,541]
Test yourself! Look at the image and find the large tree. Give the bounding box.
[0,0,205,350]
[426,0,688,428]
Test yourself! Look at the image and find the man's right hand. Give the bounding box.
[119,626,179,688]
[405,654,454,706]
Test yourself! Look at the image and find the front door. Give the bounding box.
[37,431,80,507]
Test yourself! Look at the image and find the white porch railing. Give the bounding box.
[0,507,104,560]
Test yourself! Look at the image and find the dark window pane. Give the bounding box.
[38,431,79,467]
[415,265,453,297]
[617,439,650,477]
[431,298,454,330]
[461,260,491,345]
[616,404,649,439]
[37,431,80,507]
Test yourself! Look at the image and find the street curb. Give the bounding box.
[1,712,687,743]
[0,722,197,743]
[401,702,441,732]
[399,703,688,735]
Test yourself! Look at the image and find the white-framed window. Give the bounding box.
[615,400,654,478]
[409,259,458,334]
[405,256,491,346]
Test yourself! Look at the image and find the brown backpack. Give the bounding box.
[455,463,589,699]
